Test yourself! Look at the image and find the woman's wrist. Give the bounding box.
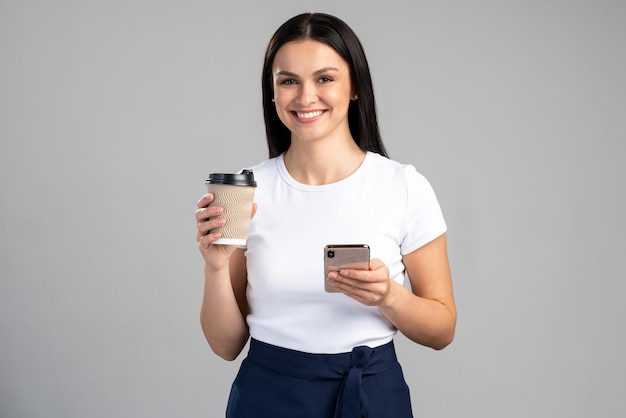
[377,279,403,310]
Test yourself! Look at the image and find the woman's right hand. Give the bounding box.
[195,193,237,269]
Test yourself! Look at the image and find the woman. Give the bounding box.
[195,12,456,418]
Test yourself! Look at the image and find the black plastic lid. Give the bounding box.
[206,169,257,187]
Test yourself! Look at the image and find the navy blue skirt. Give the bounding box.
[226,339,413,418]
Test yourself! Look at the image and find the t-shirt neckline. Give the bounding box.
[277,151,373,192]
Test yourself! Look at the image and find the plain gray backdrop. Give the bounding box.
[1,1,624,417]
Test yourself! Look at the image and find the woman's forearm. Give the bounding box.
[200,264,249,361]
[379,281,456,350]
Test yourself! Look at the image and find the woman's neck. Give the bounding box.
[283,140,366,186]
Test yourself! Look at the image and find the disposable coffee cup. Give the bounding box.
[206,169,257,246]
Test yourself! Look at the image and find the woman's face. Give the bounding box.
[272,40,354,145]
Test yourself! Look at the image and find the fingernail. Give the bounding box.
[328,272,337,280]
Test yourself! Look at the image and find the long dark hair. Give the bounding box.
[262,13,388,158]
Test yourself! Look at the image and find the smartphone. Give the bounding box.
[324,244,370,292]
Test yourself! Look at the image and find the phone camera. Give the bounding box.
[327,250,335,258]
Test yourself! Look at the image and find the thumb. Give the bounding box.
[250,203,258,219]
[368,258,385,271]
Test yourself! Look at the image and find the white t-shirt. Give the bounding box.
[244,151,447,353]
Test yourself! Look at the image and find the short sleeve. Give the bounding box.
[400,165,447,255]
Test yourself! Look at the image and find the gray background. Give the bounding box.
[1,0,624,417]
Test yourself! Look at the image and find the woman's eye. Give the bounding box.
[279,79,297,85]
[318,76,333,83]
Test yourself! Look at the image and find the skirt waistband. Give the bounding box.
[247,339,398,418]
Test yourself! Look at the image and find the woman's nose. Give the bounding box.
[295,83,317,106]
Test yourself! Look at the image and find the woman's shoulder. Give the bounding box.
[366,152,429,184]
[240,155,287,192]
[245,155,281,177]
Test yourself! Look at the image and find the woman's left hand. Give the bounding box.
[327,259,394,306]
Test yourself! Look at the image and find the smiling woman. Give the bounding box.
[261,13,386,160]
[272,41,354,150]
[195,12,456,418]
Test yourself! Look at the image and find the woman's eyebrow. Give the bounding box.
[274,67,339,77]
[313,67,339,75]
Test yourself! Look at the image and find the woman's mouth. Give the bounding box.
[292,110,326,122]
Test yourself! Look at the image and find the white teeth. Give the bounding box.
[296,110,323,119]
